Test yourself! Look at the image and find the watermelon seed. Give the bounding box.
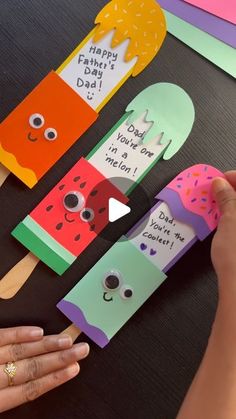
[80,182,86,189]
[99,207,106,214]
[56,222,63,230]
[46,205,53,212]
[75,234,81,241]
[59,184,65,190]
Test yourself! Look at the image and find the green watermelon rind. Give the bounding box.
[12,216,76,275]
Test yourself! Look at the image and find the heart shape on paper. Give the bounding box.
[150,249,157,256]
[140,243,147,251]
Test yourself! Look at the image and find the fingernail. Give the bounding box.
[68,363,80,377]
[58,335,73,348]
[30,328,44,337]
[75,342,90,358]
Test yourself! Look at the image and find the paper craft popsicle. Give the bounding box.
[0,82,195,299]
[0,0,167,188]
[57,164,224,347]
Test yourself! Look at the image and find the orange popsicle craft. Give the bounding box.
[0,0,166,188]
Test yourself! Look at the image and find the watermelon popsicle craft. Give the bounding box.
[0,82,195,299]
[58,164,224,347]
[0,0,167,188]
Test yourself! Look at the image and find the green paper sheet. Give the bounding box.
[12,217,75,275]
[164,10,236,79]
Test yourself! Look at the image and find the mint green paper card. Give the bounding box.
[164,10,236,78]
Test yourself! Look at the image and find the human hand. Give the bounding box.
[211,172,236,282]
[0,326,89,413]
[211,172,236,299]
[176,172,236,419]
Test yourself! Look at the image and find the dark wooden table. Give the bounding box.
[0,1,235,418]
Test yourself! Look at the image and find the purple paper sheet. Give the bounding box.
[158,0,236,48]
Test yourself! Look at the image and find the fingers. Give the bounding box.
[0,363,80,413]
[0,327,44,348]
[212,177,236,215]
[0,342,89,389]
[225,170,236,189]
[0,334,73,364]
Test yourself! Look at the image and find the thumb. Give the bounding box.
[212,177,236,215]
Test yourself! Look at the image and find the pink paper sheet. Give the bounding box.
[184,0,236,25]
[159,0,236,48]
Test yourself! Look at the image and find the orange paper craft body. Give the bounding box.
[0,71,98,188]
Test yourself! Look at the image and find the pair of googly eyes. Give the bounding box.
[103,271,133,300]
[29,113,57,141]
[63,191,94,222]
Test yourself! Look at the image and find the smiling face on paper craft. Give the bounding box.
[30,158,128,256]
[57,239,166,347]
[102,270,134,303]
[0,72,98,187]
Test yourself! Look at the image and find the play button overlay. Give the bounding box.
[85,176,152,244]
[109,198,131,222]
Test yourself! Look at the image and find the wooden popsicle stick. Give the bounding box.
[0,164,10,187]
[0,252,39,299]
[60,323,81,343]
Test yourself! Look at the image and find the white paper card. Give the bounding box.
[59,30,137,110]
[89,113,166,193]
[129,201,196,271]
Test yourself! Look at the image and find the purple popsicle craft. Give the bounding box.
[58,164,224,347]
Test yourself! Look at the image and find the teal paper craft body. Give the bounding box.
[58,240,167,347]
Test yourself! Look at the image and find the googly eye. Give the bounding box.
[44,128,58,141]
[120,285,133,300]
[103,271,123,291]
[29,113,45,129]
[63,191,85,213]
[80,208,94,222]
